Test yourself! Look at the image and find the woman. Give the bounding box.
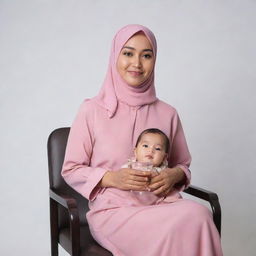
[62,24,223,256]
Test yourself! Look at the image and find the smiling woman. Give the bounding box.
[117,32,155,87]
[61,24,223,256]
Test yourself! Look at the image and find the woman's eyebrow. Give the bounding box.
[122,46,153,52]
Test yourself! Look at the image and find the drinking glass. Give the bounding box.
[131,161,153,196]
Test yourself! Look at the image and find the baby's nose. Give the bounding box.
[149,147,154,153]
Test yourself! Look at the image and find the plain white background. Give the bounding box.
[1,0,255,255]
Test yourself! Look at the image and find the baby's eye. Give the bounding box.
[142,144,148,148]
[123,51,133,57]
[155,147,162,151]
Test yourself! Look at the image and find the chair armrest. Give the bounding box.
[184,185,221,236]
[50,188,78,209]
[184,185,218,201]
[49,188,80,255]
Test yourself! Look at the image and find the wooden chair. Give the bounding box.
[47,127,221,256]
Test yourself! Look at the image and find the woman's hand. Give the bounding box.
[100,168,152,191]
[148,167,185,196]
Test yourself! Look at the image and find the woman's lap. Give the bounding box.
[88,199,222,256]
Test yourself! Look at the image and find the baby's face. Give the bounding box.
[134,133,167,167]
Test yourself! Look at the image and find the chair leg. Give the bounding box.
[50,198,59,256]
[69,208,80,256]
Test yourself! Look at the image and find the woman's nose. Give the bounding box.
[132,56,142,68]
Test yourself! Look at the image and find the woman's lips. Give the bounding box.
[128,71,143,77]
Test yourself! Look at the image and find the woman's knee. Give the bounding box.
[181,200,212,222]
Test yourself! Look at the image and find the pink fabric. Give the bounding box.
[95,24,157,118]
[62,99,191,201]
[61,24,222,256]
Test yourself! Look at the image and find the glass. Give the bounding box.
[132,161,154,173]
[131,161,153,197]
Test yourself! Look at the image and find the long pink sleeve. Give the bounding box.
[168,109,191,190]
[61,100,107,201]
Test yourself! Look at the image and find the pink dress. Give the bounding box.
[62,98,223,256]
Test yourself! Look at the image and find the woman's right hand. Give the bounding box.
[100,168,152,191]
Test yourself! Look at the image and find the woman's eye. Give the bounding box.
[143,54,152,59]
[123,51,133,57]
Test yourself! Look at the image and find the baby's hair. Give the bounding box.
[135,128,170,153]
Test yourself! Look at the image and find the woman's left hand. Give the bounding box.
[148,167,185,196]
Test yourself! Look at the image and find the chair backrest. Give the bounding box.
[47,127,89,226]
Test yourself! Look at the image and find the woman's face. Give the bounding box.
[117,33,155,87]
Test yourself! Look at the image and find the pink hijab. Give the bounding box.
[94,24,158,118]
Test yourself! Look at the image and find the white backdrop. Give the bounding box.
[1,0,255,255]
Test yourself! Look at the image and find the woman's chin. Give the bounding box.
[125,77,146,87]
[127,81,143,87]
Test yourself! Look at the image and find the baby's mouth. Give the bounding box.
[145,155,153,159]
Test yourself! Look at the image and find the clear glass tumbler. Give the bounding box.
[131,162,154,201]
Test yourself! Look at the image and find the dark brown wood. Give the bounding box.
[50,198,59,256]
[50,189,81,255]
[70,207,80,256]
[50,189,77,209]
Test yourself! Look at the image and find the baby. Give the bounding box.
[125,127,169,171]
[122,128,172,205]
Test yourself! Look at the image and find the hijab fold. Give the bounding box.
[95,24,158,118]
